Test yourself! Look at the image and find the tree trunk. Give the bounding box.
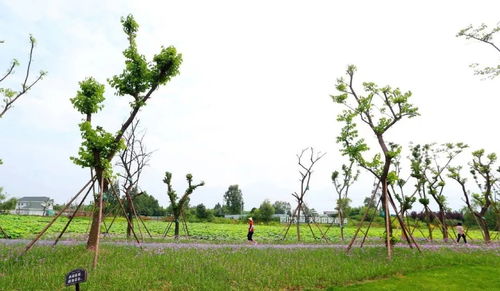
[126,192,134,238]
[127,209,133,238]
[438,206,448,241]
[87,168,106,250]
[381,178,392,258]
[297,206,301,241]
[475,214,491,242]
[424,207,433,241]
[339,209,345,241]
[174,219,180,239]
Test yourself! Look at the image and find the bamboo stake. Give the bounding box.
[106,178,142,245]
[346,181,380,253]
[53,182,94,246]
[23,178,95,254]
[360,198,382,248]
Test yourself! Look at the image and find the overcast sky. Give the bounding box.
[1,0,499,213]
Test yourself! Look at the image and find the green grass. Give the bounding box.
[336,265,500,290]
[0,244,498,290]
[0,214,493,243]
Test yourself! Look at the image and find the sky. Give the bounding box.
[0,0,499,213]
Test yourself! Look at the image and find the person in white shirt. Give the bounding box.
[456,222,467,244]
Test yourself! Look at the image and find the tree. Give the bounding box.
[213,203,225,217]
[133,192,164,216]
[0,35,46,119]
[163,172,204,238]
[0,188,17,211]
[223,185,244,215]
[457,23,500,79]
[195,204,211,219]
[448,149,499,242]
[116,119,153,237]
[331,65,419,258]
[258,199,275,223]
[70,14,182,250]
[284,147,325,241]
[409,143,467,241]
[273,201,291,215]
[331,160,359,240]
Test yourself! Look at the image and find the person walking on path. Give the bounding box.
[456,222,467,244]
[247,217,256,245]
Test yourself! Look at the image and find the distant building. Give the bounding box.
[278,210,346,225]
[13,196,54,216]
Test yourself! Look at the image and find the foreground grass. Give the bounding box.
[0,244,498,290]
[337,265,500,290]
[0,214,493,243]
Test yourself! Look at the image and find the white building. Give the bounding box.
[13,196,54,216]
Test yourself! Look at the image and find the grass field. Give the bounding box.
[0,243,498,290]
[0,214,494,243]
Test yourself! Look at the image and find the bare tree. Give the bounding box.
[1,35,46,118]
[283,147,325,241]
[117,119,153,238]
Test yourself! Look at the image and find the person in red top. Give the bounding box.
[247,217,256,244]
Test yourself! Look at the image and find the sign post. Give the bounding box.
[65,269,87,290]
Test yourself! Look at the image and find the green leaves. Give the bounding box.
[70,77,105,116]
[70,14,183,179]
[70,121,125,176]
[457,23,500,79]
[121,14,139,41]
[331,65,420,180]
[151,46,182,85]
[109,16,183,101]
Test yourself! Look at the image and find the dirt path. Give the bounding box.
[1,239,499,250]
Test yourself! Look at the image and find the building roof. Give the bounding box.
[18,196,52,202]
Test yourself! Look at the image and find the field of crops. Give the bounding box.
[0,214,494,243]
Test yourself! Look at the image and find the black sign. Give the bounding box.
[65,269,87,286]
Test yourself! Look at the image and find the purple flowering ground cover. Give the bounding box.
[0,241,498,290]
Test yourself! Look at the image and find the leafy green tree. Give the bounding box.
[331,160,358,240]
[331,65,419,257]
[258,199,275,223]
[70,14,182,250]
[163,172,204,238]
[133,191,165,216]
[448,149,499,242]
[195,203,212,220]
[409,143,467,241]
[457,23,500,79]
[273,201,291,215]
[213,203,225,217]
[223,185,244,214]
[0,188,17,211]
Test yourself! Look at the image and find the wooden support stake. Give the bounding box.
[53,182,94,246]
[346,181,380,253]
[106,178,142,246]
[23,178,95,254]
[360,197,382,248]
[281,205,300,240]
